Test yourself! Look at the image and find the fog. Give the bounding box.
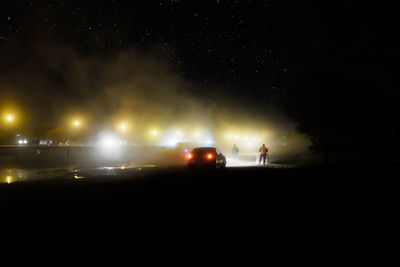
[0,40,310,158]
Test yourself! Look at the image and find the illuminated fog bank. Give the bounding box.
[0,42,310,159]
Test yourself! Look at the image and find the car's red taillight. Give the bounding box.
[187,153,193,159]
[206,153,214,160]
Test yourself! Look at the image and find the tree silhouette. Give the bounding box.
[282,2,399,163]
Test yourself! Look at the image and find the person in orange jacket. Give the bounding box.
[258,144,269,165]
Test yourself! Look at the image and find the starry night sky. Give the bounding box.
[0,0,311,104]
[1,0,399,154]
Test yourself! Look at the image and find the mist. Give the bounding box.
[0,40,310,158]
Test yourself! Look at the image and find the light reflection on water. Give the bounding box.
[75,164,156,178]
[5,176,13,184]
[0,168,71,184]
[0,168,29,184]
[0,164,157,184]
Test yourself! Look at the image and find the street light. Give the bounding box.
[74,120,80,127]
[3,114,14,123]
[120,124,126,130]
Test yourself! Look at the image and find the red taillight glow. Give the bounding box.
[187,153,193,159]
[206,153,214,159]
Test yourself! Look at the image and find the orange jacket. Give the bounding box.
[259,146,268,154]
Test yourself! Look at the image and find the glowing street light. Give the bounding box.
[3,114,14,124]
[151,129,157,136]
[116,121,130,134]
[74,120,80,127]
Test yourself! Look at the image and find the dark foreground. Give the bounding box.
[1,164,399,266]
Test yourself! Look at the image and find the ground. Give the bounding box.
[0,162,399,265]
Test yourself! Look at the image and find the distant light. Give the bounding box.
[6,176,12,184]
[206,139,213,144]
[168,139,177,146]
[23,140,27,144]
[151,130,157,136]
[104,138,114,146]
[120,124,126,130]
[99,134,121,147]
[7,115,12,121]
[194,132,200,137]
[18,140,23,144]
[74,121,80,126]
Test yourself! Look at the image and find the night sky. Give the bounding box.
[1,0,397,153]
[1,0,306,103]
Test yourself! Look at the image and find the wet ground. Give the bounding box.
[0,163,156,184]
[1,160,398,265]
[0,156,294,184]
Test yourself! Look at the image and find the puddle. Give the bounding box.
[0,164,157,184]
[0,168,70,184]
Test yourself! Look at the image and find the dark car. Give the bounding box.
[187,147,226,168]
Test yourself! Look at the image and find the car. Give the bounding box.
[187,147,226,168]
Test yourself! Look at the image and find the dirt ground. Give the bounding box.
[1,162,399,266]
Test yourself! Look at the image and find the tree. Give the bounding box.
[282,2,400,163]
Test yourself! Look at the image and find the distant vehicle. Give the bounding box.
[17,138,28,145]
[187,147,226,168]
[39,139,52,145]
[28,138,53,146]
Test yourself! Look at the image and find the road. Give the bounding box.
[0,156,294,184]
[0,162,399,265]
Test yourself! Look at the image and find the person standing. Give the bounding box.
[258,144,268,166]
[232,144,239,159]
